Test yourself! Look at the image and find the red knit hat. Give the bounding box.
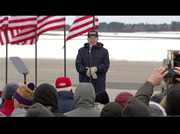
[115,91,133,108]
[55,77,72,89]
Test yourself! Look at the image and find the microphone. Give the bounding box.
[89,44,92,53]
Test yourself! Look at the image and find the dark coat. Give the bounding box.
[57,91,76,114]
[75,42,110,93]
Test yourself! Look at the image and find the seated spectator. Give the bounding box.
[64,82,100,117]
[10,84,34,117]
[94,90,109,112]
[100,102,123,117]
[122,97,152,117]
[165,82,180,116]
[133,65,180,116]
[55,77,76,114]
[25,102,55,117]
[115,91,133,108]
[0,83,19,116]
[149,101,166,117]
[33,83,66,117]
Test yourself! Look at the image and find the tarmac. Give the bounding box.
[0,58,165,101]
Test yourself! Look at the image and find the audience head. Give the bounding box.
[25,102,54,117]
[74,82,95,107]
[95,90,109,105]
[55,77,72,92]
[33,83,58,113]
[166,83,180,115]
[122,97,152,117]
[1,83,19,102]
[149,101,167,117]
[100,102,123,117]
[13,84,34,106]
[115,91,133,108]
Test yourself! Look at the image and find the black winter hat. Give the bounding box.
[100,102,123,117]
[95,90,109,105]
[122,97,152,117]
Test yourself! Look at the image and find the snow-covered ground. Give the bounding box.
[1,31,180,62]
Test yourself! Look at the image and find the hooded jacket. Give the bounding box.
[33,83,66,117]
[25,102,55,117]
[75,42,110,93]
[64,82,100,117]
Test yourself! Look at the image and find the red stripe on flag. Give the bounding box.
[66,16,99,41]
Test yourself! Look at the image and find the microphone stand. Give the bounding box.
[89,45,92,83]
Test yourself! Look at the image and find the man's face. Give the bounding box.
[87,36,98,45]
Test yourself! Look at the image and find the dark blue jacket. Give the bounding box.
[75,42,110,93]
[57,91,76,114]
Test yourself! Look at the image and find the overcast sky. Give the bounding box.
[66,16,180,25]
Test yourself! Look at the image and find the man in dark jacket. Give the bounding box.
[75,30,110,94]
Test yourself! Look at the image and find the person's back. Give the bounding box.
[33,83,66,117]
[165,83,180,116]
[25,102,55,117]
[100,102,123,117]
[64,82,100,117]
[57,91,76,113]
[0,83,19,116]
[55,77,76,113]
[94,90,109,112]
[10,84,34,117]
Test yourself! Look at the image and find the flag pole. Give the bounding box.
[5,26,8,84]
[35,25,38,87]
[93,16,95,29]
[64,26,66,77]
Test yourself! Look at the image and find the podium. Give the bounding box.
[9,57,29,84]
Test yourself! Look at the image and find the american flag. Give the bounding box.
[11,16,66,45]
[0,16,37,45]
[0,16,8,31]
[66,16,99,41]
[0,16,66,45]
[0,16,22,45]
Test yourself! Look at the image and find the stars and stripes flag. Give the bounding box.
[8,16,37,45]
[0,16,37,45]
[10,16,66,45]
[0,16,66,45]
[0,16,8,31]
[66,16,99,41]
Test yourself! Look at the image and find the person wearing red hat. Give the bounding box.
[55,77,76,114]
[115,91,134,108]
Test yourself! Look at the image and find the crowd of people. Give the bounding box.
[0,30,180,117]
[0,64,179,117]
